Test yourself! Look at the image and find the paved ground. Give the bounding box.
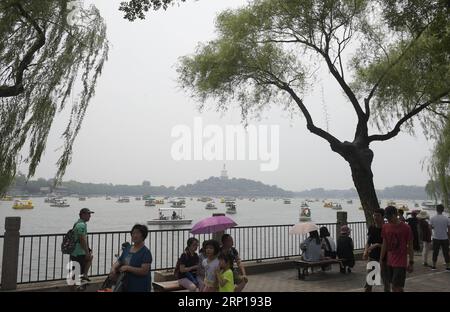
[243,254,450,292]
[11,254,450,292]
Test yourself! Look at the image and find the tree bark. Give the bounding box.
[338,142,380,226]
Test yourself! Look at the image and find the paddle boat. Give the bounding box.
[147,208,192,225]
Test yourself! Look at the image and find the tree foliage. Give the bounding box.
[176,0,449,223]
[0,0,109,194]
[119,0,187,21]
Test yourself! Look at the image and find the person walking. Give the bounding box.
[417,210,432,267]
[407,211,420,252]
[363,208,389,292]
[70,208,94,283]
[109,224,152,292]
[380,206,414,292]
[429,204,450,271]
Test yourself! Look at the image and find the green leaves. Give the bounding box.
[0,0,109,194]
[119,0,187,21]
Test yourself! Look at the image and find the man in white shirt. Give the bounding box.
[429,204,450,271]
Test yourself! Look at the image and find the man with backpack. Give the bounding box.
[70,208,94,283]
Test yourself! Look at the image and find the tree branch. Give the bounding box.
[0,4,46,98]
[281,84,342,149]
[368,90,450,142]
[425,107,449,120]
[364,20,433,118]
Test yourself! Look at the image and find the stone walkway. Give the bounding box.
[243,255,450,292]
[11,255,450,292]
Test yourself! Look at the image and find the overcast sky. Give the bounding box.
[27,0,434,192]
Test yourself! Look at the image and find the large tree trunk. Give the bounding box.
[350,163,380,226]
[338,142,380,226]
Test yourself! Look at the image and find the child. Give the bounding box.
[215,252,235,292]
[201,240,220,292]
[337,225,355,273]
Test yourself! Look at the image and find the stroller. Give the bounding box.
[98,242,130,292]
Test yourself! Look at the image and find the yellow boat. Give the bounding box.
[323,202,333,208]
[13,200,34,209]
[155,199,165,205]
[1,195,14,201]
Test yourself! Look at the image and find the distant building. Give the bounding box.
[220,164,229,180]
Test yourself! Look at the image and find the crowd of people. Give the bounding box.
[175,234,248,292]
[299,204,450,292]
[68,203,449,292]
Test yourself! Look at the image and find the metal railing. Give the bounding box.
[0,221,367,285]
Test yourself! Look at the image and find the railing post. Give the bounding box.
[336,211,347,241]
[1,217,21,290]
[212,213,225,243]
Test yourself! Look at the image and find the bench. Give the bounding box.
[294,259,342,280]
[152,280,185,292]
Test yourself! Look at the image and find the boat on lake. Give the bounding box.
[147,208,192,225]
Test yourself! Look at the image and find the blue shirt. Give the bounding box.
[118,245,152,292]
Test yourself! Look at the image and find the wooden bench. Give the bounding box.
[294,259,342,280]
[152,280,185,292]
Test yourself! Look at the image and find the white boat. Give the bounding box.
[147,208,192,225]
[283,199,291,204]
[197,197,212,202]
[105,196,111,200]
[225,200,235,208]
[135,197,142,201]
[145,199,156,207]
[332,203,343,210]
[205,202,217,210]
[226,203,237,214]
[45,196,57,203]
[79,197,86,201]
[346,200,353,204]
[299,207,311,222]
[176,197,186,204]
[421,201,439,210]
[395,202,409,211]
[170,200,186,208]
[117,196,130,203]
[300,202,309,208]
[50,198,70,207]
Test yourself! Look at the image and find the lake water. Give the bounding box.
[0,197,433,235]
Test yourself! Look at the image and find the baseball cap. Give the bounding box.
[80,208,94,214]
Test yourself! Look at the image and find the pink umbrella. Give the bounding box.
[190,215,237,234]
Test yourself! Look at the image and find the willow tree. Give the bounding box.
[176,0,449,225]
[0,1,109,194]
[428,119,450,209]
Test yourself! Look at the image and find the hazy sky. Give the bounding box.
[27,0,434,192]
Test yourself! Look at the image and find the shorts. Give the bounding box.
[70,255,87,274]
[386,266,406,288]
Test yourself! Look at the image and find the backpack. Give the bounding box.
[61,222,79,254]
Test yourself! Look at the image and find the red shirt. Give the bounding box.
[381,222,413,268]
